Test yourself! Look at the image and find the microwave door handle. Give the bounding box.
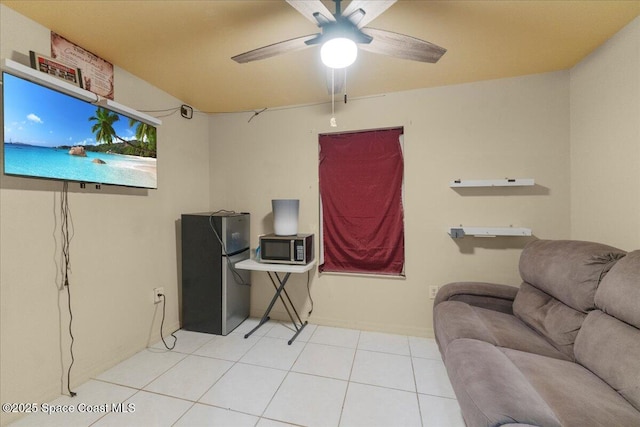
[291,240,295,262]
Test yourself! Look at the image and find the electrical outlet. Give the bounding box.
[153,287,164,304]
[429,286,439,299]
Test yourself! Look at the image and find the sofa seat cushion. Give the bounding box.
[434,301,569,361]
[502,346,640,427]
[445,339,640,427]
[444,339,562,427]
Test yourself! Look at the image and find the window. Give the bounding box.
[318,127,405,276]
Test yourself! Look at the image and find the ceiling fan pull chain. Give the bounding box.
[344,68,348,104]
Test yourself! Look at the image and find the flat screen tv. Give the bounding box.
[2,71,157,189]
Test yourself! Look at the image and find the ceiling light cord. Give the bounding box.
[330,68,337,127]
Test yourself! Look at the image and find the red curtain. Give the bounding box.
[319,128,404,275]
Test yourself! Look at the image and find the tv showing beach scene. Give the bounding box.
[2,72,157,189]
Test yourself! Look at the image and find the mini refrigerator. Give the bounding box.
[181,212,251,335]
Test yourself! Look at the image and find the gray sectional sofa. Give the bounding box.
[433,239,640,427]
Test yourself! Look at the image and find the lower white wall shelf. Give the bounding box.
[449,178,535,187]
[448,226,532,238]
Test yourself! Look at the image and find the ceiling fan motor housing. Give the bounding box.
[306,16,372,46]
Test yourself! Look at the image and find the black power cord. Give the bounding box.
[60,181,77,397]
[158,292,177,350]
[307,270,314,317]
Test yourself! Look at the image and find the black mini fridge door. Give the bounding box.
[181,212,250,335]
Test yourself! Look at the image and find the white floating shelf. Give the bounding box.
[2,58,161,126]
[96,99,162,126]
[450,178,535,188]
[449,227,532,238]
[2,58,98,102]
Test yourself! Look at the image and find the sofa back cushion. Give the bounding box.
[514,240,625,358]
[575,311,640,410]
[574,250,640,410]
[513,283,585,359]
[518,240,625,312]
[594,250,640,328]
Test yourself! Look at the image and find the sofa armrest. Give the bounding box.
[435,281,519,314]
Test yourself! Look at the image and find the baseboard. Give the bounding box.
[308,315,434,338]
[249,308,434,338]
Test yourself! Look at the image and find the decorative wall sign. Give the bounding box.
[29,50,83,88]
[51,32,114,99]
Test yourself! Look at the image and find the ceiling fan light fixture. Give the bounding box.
[321,37,357,69]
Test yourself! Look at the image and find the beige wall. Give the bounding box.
[0,5,211,425]
[570,17,640,250]
[2,5,638,425]
[209,70,571,337]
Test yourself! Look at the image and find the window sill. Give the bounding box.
[318,270,406,280]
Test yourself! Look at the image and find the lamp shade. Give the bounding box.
[321,37,358,69]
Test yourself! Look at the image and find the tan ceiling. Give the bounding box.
[2,1,639,113]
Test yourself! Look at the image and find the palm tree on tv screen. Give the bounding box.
[88,107,156,157]
[129,118,157,157]
[89,107,123,145]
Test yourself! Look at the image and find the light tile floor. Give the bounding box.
[10,319,465,427]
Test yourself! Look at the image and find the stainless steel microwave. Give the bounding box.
[259,233,314,265]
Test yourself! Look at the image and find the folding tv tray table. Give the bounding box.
[235,258,316,345]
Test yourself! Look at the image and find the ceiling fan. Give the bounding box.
[232,0,447,70]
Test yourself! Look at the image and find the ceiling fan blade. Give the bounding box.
[286,0,335,25]
[232,34,317,63]
[359,28,446,63]
[342,0,396,28]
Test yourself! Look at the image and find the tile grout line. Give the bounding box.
[172,319,292,426]
[255,320,315,425]
[169,334,238,427]
[336,329,362,427]
[187,321,279,417]
[408,335,425,427]
[165,320,273,426]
